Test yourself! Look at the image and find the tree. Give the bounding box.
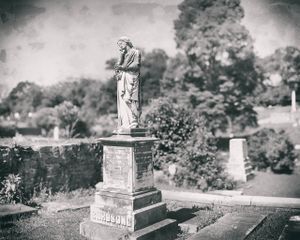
[0,101,10,116]
[141,49,168,104]
[168,0,261,134]
[262,47,300,84]
[260,46,300,105]
[5,81,44,114]
[82,77,117,118]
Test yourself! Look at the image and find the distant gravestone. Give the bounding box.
[227,138,253,182]
[53,126,59,140]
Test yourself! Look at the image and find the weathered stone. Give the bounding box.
[187,212,266,240]
[90,202,166,231]
[169,209,222,234]
[94,189,162,210]
[0,204,38,224]
[101,137,155,194]
[0,140,103,197]
[81,133,177,239]
[227,138,253,182]
[287,215,300,239]
[80,218,177,240]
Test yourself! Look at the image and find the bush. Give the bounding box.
[0,125,16,138]
[55,101,90,138]
[33,107,57,134]
[0,174,23,204]
[143,98,198,169]
[171,127,236,191]
[33,102,90,138]
[248,128,295,173]
[143,97,235,191]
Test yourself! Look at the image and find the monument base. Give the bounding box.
[80,131,178,239]
[227,159,254,182]
[80,218,178,240]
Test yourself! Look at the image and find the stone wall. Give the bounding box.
[0,139,103,197]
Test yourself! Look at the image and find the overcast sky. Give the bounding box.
[0,0,300,93]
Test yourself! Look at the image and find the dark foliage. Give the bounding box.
[248,128,295,173]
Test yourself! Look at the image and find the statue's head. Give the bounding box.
[117,36,133,50]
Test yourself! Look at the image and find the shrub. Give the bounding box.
[143,97,235,191]
[248,128,295,173]
[55,101,90,138]
[143,97,198,169]
[0,125,16,138]
[33,107,57,134]
[171,127,236,191]
[0,174,23,204]
[33,102,90,138]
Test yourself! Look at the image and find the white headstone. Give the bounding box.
[53,126,59,140]
[227,138,253,182]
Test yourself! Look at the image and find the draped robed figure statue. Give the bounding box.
[114,36,142,133]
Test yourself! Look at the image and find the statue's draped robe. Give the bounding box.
[116,48,141,129]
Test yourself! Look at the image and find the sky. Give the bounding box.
[0,0,300,95]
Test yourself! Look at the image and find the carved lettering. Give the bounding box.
[121,216,126,226]
[111,214,116,223]
[91,206,132,228]
[116,215,121,224]
[104,146,131,189]
[105,213,111,222]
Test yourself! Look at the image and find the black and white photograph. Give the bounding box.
[0,0,300,239]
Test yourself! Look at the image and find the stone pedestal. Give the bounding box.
[227,138,253,182]
[80,129,177,240]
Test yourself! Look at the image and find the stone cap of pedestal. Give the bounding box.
[114,128,148,137]
[98,134,158,146]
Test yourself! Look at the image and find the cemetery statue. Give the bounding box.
[114,36,141,132]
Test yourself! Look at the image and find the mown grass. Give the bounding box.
[1,198,299,240]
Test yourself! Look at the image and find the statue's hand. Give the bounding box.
[114,64,126,71]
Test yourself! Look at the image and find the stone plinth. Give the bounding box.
[227,138,253,182]
[80,129,177,239]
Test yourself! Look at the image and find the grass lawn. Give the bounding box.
[255,105,300,145]
[1,200,299,240]
[241,170,300,198]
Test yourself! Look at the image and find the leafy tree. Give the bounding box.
[0,101,10,116]
[5,81,43,114]
[262,47,300,84]
[82,77,117,119]
[166,0,261,134]
[259,46,300,104]
[65,79,98,107]
[41,83,68,108]
[252,84,290,107]
[141,49,168,104]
